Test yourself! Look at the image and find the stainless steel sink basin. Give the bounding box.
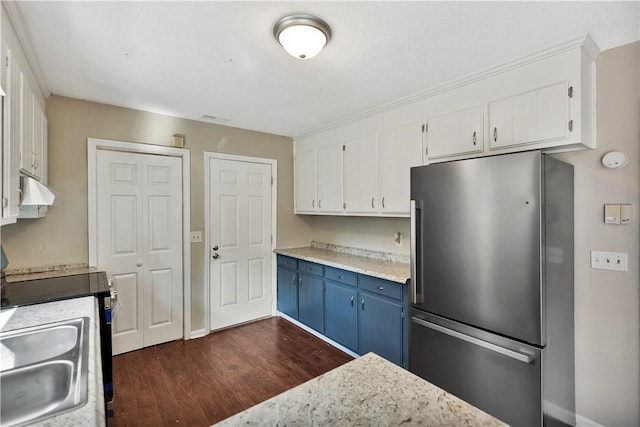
[0,317,90,426]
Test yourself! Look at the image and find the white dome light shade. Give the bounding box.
[274,15,331,60]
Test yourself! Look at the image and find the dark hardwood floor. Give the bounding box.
[110,317,354,426]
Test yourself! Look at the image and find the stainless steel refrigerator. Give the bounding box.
[409,151,574,426]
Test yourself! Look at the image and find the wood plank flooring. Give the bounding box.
[110,317,354,426]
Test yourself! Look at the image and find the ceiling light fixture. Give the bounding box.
[273,14,331,60]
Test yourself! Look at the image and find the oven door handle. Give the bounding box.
[411,316,534,364]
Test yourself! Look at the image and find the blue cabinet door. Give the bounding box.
[358,292,403,366]
[324,281,358,352]
[277,266,298,319]
[298,273,324,333]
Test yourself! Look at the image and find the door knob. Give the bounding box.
[212,253,219,259]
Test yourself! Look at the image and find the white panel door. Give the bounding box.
[97,150,183,355]
[316,144,343,213]
[209,158,273,330]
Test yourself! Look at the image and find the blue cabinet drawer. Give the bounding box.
[277,255,298,269]
[358,275,403,301]
[325,267,357,287]
[299,260,323,277]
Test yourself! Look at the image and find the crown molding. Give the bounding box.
[295,34,599,140]
[3,1,51,98]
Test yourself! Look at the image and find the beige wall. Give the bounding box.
[1,96,313,331]
[310,42,640,426]
[553,41,639,427]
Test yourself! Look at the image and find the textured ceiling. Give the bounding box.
[16,1,640,137]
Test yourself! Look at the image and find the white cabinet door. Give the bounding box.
[316,144,343,213]
[378,122,423,216]
[1,47,21,224]
[490,81,569,149]
[294,150,317,213]
[343,134,378,214]
[426,106,483,159]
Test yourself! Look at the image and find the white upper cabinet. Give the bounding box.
[316,144,343,213]
[489,81,569,149]
[425,106,484,160]
[343,134,378,214]
[294,150,317,213]
[379,122,423,215]
[1,46,21,224]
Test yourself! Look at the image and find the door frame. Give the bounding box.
[204,152,277,334]
[87,137,192,339]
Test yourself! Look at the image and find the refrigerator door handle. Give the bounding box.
[411,316,534,364]
[410,200,422,304]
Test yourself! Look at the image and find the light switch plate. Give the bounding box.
[590,250,628,272]
[190,231,202,243]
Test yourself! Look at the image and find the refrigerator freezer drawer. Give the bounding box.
[410,311,542,426]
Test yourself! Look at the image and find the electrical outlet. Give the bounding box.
[590,250,628,272]
[190,231,202,243]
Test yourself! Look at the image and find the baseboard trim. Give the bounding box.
[277,312,360,359]
[190,328,207,339]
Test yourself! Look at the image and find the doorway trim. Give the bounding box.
[87,138,192,339]
[204,152,277,334]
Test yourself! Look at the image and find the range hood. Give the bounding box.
[20,176,55,205]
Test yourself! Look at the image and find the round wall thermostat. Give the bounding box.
[601,151,628,169]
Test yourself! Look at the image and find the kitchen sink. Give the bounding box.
[0,317,90,426]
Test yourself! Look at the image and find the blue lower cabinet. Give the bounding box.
[298,273,324,333]
[324,281,358,352]
[358,292,403,367]
[277,266,298,319]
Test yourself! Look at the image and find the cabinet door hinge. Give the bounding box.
[568,86,573,98]
[568,120,574,132]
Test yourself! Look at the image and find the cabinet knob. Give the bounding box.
[377,286,385,291]
[212,253,219,259]
[137,261,143,267]
[212,245,219,251]
[338,275,344,279]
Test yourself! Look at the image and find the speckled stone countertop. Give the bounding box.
[0,297,106,426]
[3,264,97,283]
[214,352,506,426]
[275,242,411,284]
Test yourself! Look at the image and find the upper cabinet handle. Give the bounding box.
[382,197,385,209]
[493,127,498,142]
[472,131,477,146]
[371,198,375,208]
[312,199,315,208]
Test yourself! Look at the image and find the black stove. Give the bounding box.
[1,271,110,308]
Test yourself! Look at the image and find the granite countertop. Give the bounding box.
[275,242,411,284]
[214,352,506,426]
[0,297,106,426]
[3,264,97,283]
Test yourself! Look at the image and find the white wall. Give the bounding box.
[310,41,640,426]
